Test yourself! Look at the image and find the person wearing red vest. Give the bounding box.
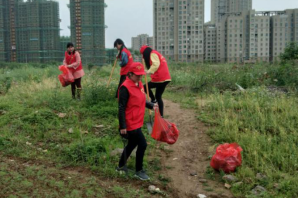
[114,39,134,98]
[63,42,85,100]
[140,45,171,117]
[117,62,157,181]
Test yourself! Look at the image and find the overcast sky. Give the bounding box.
[59,0,298,48]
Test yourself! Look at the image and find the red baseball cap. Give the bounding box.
[129,62,146,75]
[140,45,148,54]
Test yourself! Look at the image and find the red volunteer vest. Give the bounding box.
[119,48,134,75]
[65,51,83,73]
[120,78,146,131]
[150,50,171,82]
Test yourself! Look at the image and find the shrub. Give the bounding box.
[280,42,298,62]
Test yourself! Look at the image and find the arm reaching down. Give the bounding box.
[118,86,129,130]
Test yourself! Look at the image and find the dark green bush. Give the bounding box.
[280,42,298,62]
[84,84,116,106]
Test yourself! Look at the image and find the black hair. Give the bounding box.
[127,72,134,77]
[114,39,127,58]
[66,42,74,48]
[66,42,75,54]
[143,47,152,70]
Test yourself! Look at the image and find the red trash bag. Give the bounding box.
[58,65,74,87]
[151,109,179,144]
[210,143,243,173]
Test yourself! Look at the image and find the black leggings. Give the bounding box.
[71,78,82,98]
[144,81,169,117]
[115,75,126,98]
[118,128,147,172]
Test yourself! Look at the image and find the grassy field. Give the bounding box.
[167,61,298,197]
[0,62,167,198]
[0,60,298,197]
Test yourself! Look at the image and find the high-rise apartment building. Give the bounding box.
[226,14,244,63]
[131,34,153,51]
[211,0,252,24]
[153,0,175,60]
[0,1,6,61]
[206,9,298,63]
[244,10,270,62]
[148,37,154,48]
[210,12,245,63]
[16,0,60,63]
[154,0,205,62]
[69,0,106,65]
[209,1,298,63]
[220,10,270,63]
[132,37,140,52]
[60,36,71,54]
[271,9,298,61]
[0,0,20,62]
[0,0,60,63]
[204,23,217,62]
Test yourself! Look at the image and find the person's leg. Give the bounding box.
[135,128,147,172]
[155,81,169,117]
[75,78,82,100]
[134,128,150,180]
[71,81,76,99]
[118,130,138,168]
[115,75,126,98]
[144,81,158,102]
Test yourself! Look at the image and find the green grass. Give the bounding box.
[201,88,298,197]
[0,156,105,197]
[169,61,298,93]
[0,62,164,197]
[2,60,298,197]
[167,61,298,197]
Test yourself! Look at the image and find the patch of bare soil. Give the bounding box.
[0,154,169,198]
[160,99,234,198]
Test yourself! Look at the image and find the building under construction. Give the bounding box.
[69,0,106,66]
[0,0,20,62]
[17,0,60,63]
[60,36,71,53]
[0,0,60,63]
[0,0,6,61]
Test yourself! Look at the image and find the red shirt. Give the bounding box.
[120,78,146,131]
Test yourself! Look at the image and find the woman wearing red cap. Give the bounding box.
[63,42,85,100]
[140,45,171,117]
[114,39,134,98]
[117,62,157,181]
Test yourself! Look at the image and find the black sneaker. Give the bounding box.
[134,170,150,181]
[151,100,157,103]
[116,166,129,175]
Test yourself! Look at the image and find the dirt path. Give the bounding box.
[161,99,234,198]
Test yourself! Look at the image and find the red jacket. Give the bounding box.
[150,50,171,82]
[119,48,134,75]
[65,51,83,73]
[120,78,146,131]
